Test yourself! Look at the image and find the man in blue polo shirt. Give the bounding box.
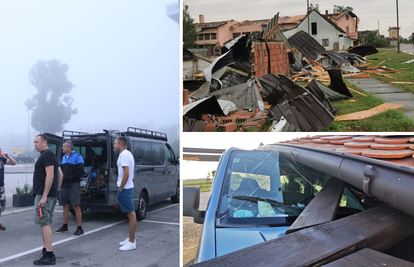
[55,140,85,236]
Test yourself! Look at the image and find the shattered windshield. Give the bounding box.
[217,150,364,227]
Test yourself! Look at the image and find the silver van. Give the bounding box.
[45,127,179,220]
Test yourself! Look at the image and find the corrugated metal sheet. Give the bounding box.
[288,30,326,62]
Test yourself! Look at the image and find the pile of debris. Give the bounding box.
[183,13,400,132]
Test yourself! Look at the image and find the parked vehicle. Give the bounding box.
[184,147,369,263]
[12,153,35,163]
[46,127,179,220]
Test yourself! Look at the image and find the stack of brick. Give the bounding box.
[251,41,290,78]
[202,110,269,132]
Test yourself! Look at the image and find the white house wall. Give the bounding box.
[284,12,354,51]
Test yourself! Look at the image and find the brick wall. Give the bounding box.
[251,41,290,77]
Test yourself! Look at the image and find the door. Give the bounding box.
[164,143,178,197]
[131,140,154,204]
[151,142,168,202]
[105,130,120,206]
[44,133,63,161]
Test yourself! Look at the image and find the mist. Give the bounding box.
[0,1,179,155]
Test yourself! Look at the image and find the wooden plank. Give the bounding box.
[347,87,368,97]
[193,205,414,267]
[335,103,405,121]
[390,82,414,84]
[324,248,414,267]
[286,178,345,234]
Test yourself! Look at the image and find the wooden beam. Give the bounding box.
[324,248,414,267]
[286,178,345,234]
[192,205,414,267]
[347,87,368,97]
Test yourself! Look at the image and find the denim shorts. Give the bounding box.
[117,188,134,213]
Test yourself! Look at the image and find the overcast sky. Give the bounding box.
[182,132,312,180]
[0,1,179,152]
[184,0,414,38]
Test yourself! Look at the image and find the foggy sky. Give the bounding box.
[184,0,414,38]
[0,1,179,152]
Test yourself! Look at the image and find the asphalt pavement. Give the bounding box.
[0,164,180,267]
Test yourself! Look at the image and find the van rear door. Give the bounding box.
[44,133,63,160]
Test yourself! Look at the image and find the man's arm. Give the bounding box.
[119,166,129,191]
[4,153,16,165]
[57,167,63,191]
[39,165,54,206]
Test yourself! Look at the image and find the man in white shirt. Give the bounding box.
[114,136,137,251]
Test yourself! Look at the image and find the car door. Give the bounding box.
[44,133,63,161]
[164,143,178,197]
[151,142,168,202]
[131,140,155,204]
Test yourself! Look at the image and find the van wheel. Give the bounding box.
[171,182,179,203]
[136,191,147,221]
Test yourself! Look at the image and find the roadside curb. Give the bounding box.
[2,206,33,216]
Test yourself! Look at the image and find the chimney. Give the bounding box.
[325,10,328,18]
[199,14,205,24]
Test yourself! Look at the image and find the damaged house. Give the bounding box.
[283,10,355,51]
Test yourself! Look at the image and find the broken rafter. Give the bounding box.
[347,87,368,97]
[262,22,279,40]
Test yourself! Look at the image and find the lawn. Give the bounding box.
[184,179,213,192]
[323,48,414,131]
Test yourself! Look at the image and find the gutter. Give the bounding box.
[259,143,414,218]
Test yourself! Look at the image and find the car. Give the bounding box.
[184,138,414,265]
[45,127,180,220]
[12,153,35,164]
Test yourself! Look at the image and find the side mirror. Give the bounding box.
[176,157,180,165]
[183,187,205,224]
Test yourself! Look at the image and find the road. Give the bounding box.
[183,191,209,266]
[401,44,414,55]
[1,164,180,267]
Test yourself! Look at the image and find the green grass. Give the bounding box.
[366,49,414,93]
[184,180,213,192]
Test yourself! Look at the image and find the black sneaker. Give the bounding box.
[0,224,5,231]
[72,228,84,236]
[33,255,56,265]
[55,226,68,234]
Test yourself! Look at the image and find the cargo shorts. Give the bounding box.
[0,186,5,212]
[59,182,81,206]
[34,195,57,225]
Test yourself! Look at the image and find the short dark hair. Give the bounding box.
[36,134,48,143]
[116,137,127,148]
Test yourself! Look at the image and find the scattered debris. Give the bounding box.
[401,59,414,64]
[335,103,405,121]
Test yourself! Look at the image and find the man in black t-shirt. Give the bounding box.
[0,146,16,231]
[32,134,63,266]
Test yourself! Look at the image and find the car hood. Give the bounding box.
[216,226,289,257]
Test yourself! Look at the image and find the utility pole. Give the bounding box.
[307,0,310,35]
[396,0,400,52]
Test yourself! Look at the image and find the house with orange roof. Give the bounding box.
[229,19,269,39]
[194,15,239,48]
[325,10,359,40]
[278,15,307,32]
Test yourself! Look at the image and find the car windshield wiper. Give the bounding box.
[232,195,303,211]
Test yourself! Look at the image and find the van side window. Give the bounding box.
[132,141,152,165]
[151,143,165,166]
[164,145,175,164]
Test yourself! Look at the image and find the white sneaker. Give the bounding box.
[119,240,136,251]
[119,237,129,246]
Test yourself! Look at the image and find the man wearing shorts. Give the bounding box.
[114,136,137,251]
[0,146,16,230]
[55,140,85,236]
[33,134,62,265]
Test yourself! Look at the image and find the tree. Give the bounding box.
[26,59,77,133]
[183,5,198,49]
[206,171,211,181]
[211,170,216,177]
[333,5,354,13]
[307,3,320,13]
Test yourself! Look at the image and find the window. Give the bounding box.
[242,32,250,35]
[198,34,203,41]
[322,39,329,46]
[346,26,349,33]
[311,22,317,35]
[345,15,349,20]
[151,143,165,166]
[204,34,210,40]
[339,34,343,37]
[132,141,152,165]
[233,32,241,39]
[211,33,217,40]
[164,145,175,164]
